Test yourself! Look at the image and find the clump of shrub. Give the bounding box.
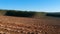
[46,13,60,17]
[5,10,36,17]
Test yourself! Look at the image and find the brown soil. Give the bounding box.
[0,16,60,34]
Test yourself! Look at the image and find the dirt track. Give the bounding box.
[0,16,60,34]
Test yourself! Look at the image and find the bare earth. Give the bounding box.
[0,16,60,34]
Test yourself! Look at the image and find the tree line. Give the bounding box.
[46,13,60,17]
[5,10,36,17]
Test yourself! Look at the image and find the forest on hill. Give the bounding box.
[0,9,60,18]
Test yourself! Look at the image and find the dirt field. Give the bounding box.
[0,16,60,34]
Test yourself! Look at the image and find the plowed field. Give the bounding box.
[0,16,60,34]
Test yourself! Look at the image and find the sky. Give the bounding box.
[0,0,60,12]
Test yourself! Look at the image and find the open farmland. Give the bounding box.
[0,16,59,34]
[0,10,60,34]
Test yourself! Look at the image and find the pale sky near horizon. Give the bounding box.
[0,0,60,12]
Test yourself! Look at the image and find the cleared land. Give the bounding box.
[0,16,59,34]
